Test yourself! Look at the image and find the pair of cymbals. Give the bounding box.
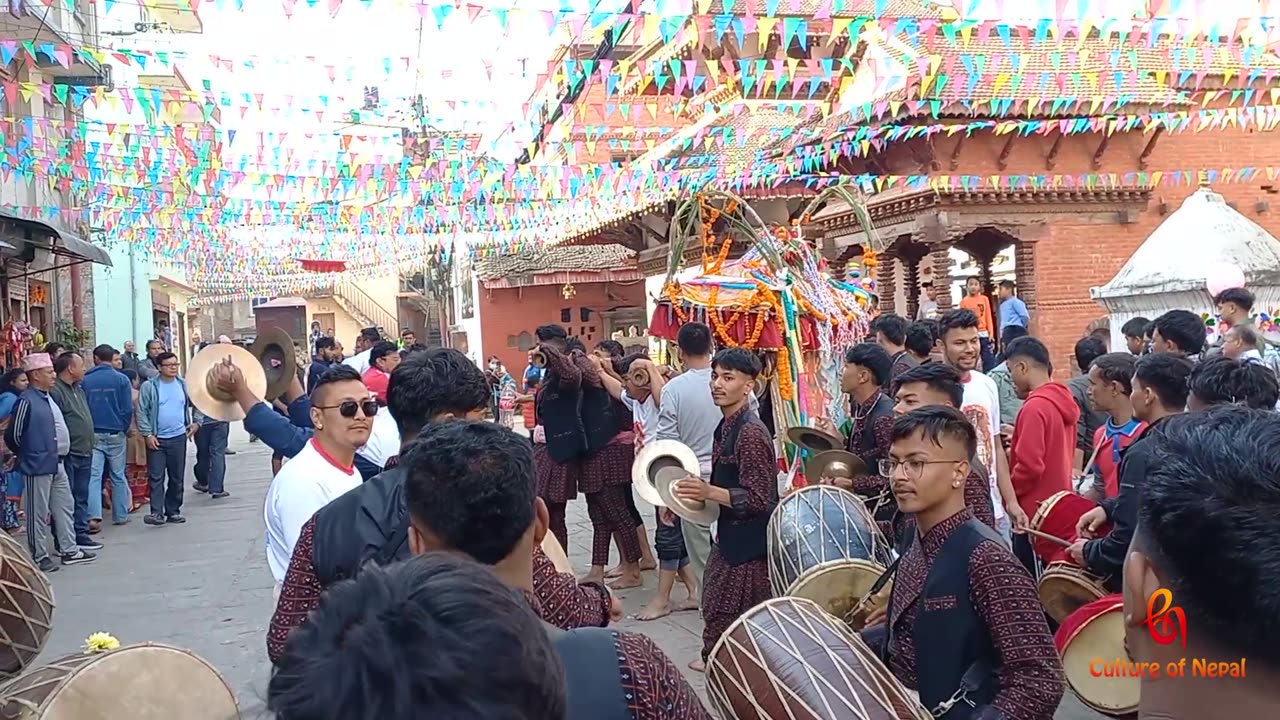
[785,426,867,481]
[632,440,720,526]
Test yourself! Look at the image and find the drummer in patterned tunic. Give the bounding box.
[672,348,778,672]
[863,406,1063,720]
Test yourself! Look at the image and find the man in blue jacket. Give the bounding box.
[137,352,197,527]
[82,344,135,527]
[4,354,96,571]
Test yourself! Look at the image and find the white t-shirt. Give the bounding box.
[961,370,1006,521]
[342,349,372,375]
[263,439,362,582]
[357,408,401,468]
[621,392,659,450]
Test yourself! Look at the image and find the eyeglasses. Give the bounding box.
[878,458,964,480]
[159,362,180,369]
[314,400,378,418]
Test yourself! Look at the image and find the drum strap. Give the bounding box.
[929,659,993,717]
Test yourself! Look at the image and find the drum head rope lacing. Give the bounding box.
[708,603,919,719]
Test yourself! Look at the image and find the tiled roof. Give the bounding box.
[474,243,638,280]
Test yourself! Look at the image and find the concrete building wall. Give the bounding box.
[478,280,647,379]
[91,245,155,349]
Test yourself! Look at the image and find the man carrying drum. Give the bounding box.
[862,407,1063,720]
[1068,353,1192,584]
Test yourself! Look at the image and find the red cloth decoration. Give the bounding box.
[649,303,822,352]
[297,259,347,273]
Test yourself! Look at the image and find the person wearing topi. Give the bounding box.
[4,353,96,571]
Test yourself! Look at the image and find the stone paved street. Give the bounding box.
[35,425,1104,719]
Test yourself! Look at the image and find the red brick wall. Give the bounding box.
[477,280,647,377]
[933,122,1280,372]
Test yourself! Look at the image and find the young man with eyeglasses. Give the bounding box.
[263,365,372,598]
[862,407,1063,720]
[137,352,199,527]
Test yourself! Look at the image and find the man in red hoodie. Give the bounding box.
[1004,336,1080,575]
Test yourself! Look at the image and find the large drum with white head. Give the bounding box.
[0,644,240,719]
[767,485,891,596]
[1054,595,1140,717]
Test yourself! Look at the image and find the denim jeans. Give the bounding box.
[194,422,229,494]
[147,435,188,517]
[62,454,93,544]
[91,432,131,524]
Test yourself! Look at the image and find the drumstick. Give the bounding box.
[1022,527,1074,549]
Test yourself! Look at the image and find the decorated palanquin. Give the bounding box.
[649,185,884,480]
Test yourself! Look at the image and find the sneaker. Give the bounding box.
[61,550,97,566]
[77,538,104,551]
[193,483,209,493]
[37,558,57,573]
[211,491,230,500]
[226,449,238,454]
[166,514,186,524]
[143,514,166,526]
[112,518,130,526]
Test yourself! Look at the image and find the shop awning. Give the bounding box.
[0,211,112,267]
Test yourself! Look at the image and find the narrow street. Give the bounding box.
[35,424,1102,719]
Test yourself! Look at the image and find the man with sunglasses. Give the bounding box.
[266,348,620,665]
[263,365,372,598]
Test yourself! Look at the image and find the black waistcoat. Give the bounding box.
[888,519,1002,719]
[543,623,630,720]
[312,467,411,587]
[711,408,772,566]
[536,371,586,463]
[849,392,897,523]
[580,383,623,456]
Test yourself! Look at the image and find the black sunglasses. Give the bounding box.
[315,400,378,418]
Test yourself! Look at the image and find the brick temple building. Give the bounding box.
[805,32,1280,369]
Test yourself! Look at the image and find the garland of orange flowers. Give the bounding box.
[664,282,687,323]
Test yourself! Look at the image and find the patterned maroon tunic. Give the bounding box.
[522,593,712,720]
[267,517,612,664]
[883,508,1064,719]
[700,406,777,660]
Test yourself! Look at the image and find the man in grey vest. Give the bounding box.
[398,420,709,720]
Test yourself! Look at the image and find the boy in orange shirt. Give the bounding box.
[959,277,997,371]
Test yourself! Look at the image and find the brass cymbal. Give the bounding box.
[805,450,867,482]
[785,426,845,454]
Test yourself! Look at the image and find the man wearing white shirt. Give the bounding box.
[341,327,382,375]
[653,322,758,583]
[937,308,1026,542]
[264,365,372,595]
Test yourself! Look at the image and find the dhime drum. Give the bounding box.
[706,596,933,720]
[785,558,891,631]
[1038,563,1108,625]
[0,531,54,679]
[1029,491,1109,564]
[767,485,890,596]
[0,643,240,719]
[1054,595,1139,717]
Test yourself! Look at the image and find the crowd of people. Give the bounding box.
[5,280,1278,719]
[235,280,1280,720]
